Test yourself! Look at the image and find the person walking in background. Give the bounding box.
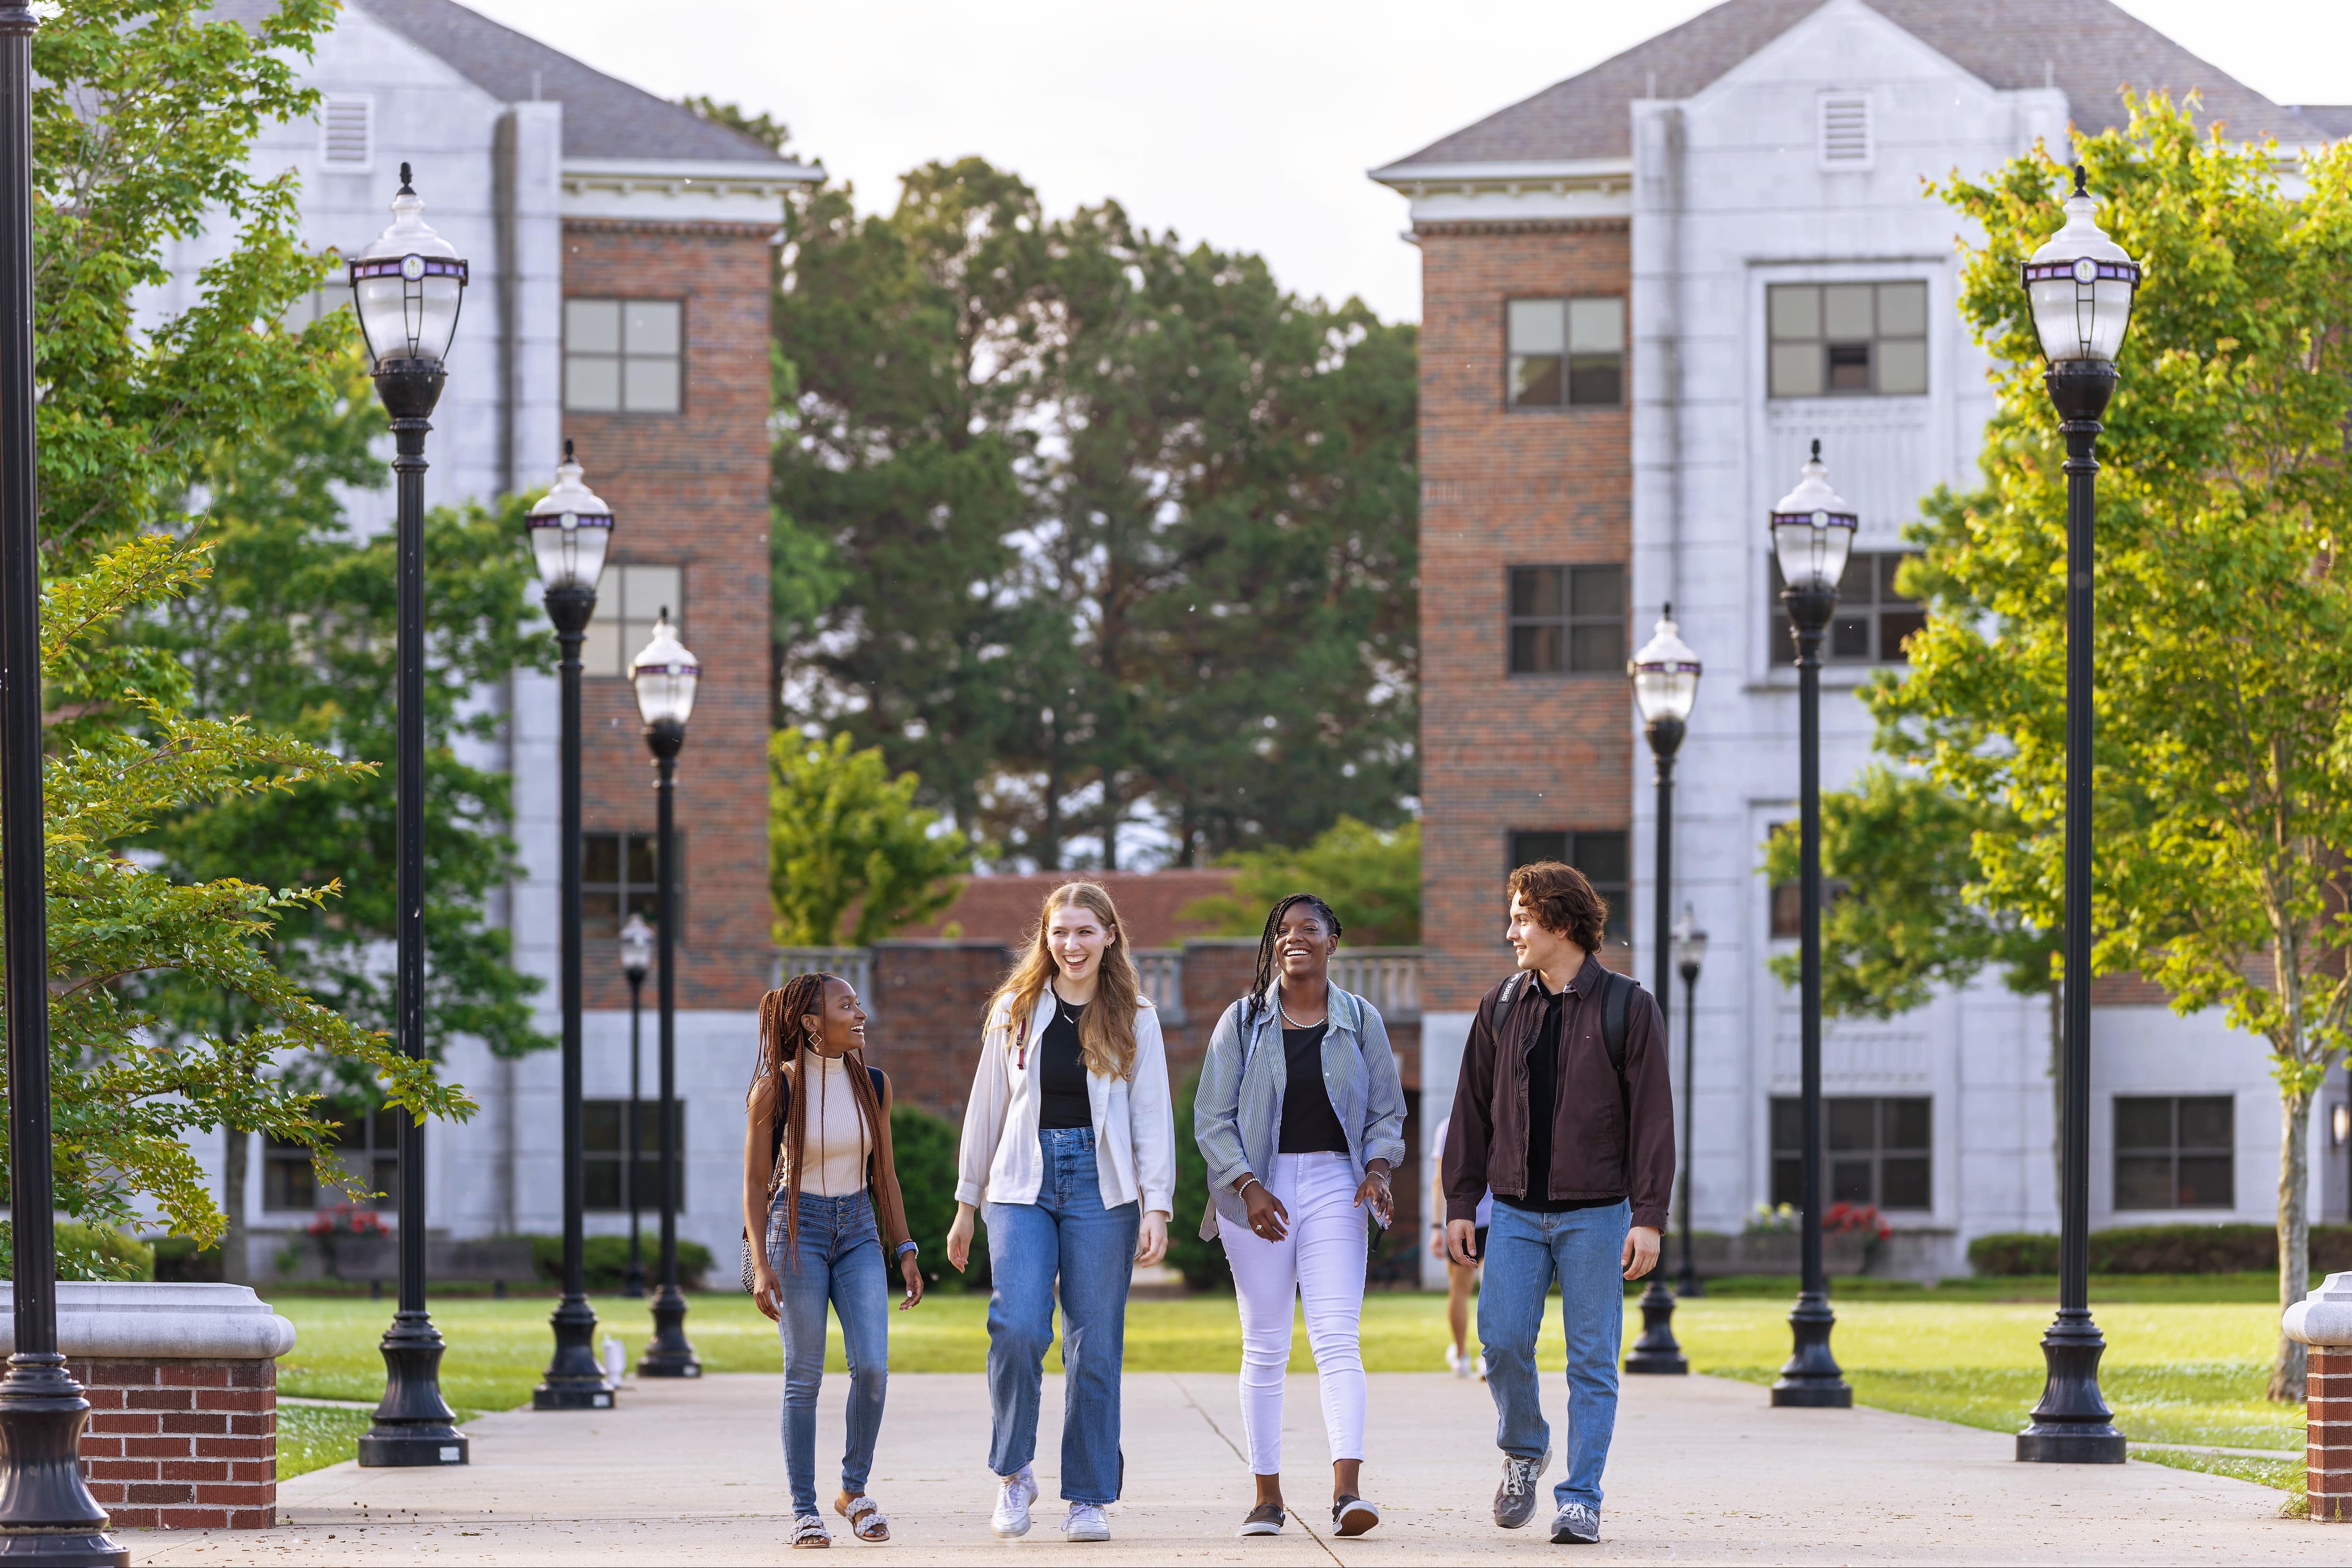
[1443,862,1674,1548]
[742,972,925,1550]
[1194,893,1406,1540]
[946,881,1176,1545]
[1429,1115,1492,1379]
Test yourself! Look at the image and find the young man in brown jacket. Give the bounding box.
[1441,861,1675,1546]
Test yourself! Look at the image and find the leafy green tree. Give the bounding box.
[1884,94,2352,1398]
[769,732,974,946]
[31,534,470,1248]
[1183,816,1421,945]
[1166,1069,1231,1292]
[132,373,551,1274]
[674,95,792,156]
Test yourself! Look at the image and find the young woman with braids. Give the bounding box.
[742,972,924,1550]
[945,882,1175,1545]
[1191,893,1407,1540]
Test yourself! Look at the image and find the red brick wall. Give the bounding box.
[1416,219,1635,1011]
[2313,1345,2351,1522]
[76,1356,274,1530]
[861,942,1016,1119]
[561,218,775,1012]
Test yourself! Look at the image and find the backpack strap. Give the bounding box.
[1487,970,1528,1037]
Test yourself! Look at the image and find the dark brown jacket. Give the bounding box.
[1441,952,1675,1230]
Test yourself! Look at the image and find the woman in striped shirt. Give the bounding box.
[1193,893,1408,1540]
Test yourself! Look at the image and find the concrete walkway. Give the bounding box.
[134,1372,2335,1565]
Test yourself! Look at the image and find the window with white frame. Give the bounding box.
[581,562,682,678]
[1817,92,1872,169]
[1506,297,1624,408]
[320,96,373,171]
[564,299,683,413]
[1769,281,1928,398]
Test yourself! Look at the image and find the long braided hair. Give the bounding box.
[753,972,887,1269]
[1245,893,1345,1027]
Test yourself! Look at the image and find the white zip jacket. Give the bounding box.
[953,990,1176,1215]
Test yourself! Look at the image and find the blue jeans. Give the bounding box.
[766,1188,891,1516]
[985,1126,1139,1504]
[1478,1198,1631,1512]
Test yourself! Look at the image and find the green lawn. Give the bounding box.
[271,1284,2306,1496]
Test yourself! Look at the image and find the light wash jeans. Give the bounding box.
[1218,1150,1368,1475]
[1478,1197,1630,1512]
[765,1188,890,1516]
[985,1126,1139,1504]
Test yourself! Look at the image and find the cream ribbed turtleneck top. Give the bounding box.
[790,1051,873,1196]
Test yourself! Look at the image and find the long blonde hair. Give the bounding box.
[986,881,1144,1080]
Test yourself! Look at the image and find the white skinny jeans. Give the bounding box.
[1218,1150,1368,1476]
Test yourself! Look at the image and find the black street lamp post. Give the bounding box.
[0,2,128,1557]
[1625,609,1700,1376]
[1769,441,1856,1410]
[348,166,470,1469]
[527,444,619,1412]
[1674,908,1708,1298]
[2015,166,2139,1465]
[621,913,653,1299]
[633,613,702,1378]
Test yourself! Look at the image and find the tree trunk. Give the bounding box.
[2271,1083,2313,1402]
[220,1124,250,1285]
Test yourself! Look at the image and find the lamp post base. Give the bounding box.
[1676,1267,1705,1299]
[0,1357,127,1566]
[638,1286,701,1378]
[533,1295,615,1410]
[1622,1280,1686,1374]
[2017,1308,2127,1463]
[358,1311,468,1466]
[1770,1292,1852,1407]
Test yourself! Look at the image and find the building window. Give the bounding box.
[584,1100,680,1211]
[1508,564,1624,674]
[1772,1096,1931,1210]
[319,95,373,170]
[1770,550,1923,665]
[1507,830,1629,946]
[1767,281,1926,397]
[583,562,683,677]
[1817,92,1872,168]
[2115,1095,2234,1210]
[564,298,683,413]
[583,831,679,941]
[264,1107,400,1211]
[1507,297,1624,408]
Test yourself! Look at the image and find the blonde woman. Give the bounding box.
[743,972,924,1550]
[946,882,1175,1544]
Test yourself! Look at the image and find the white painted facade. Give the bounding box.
[152,3,816,1279]
[1391,0,2346,1283]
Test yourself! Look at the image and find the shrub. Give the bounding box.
[1969,1223,2352,1276]
[55,1224,154,1282]
[891,1101,988,1291]
[1166,1068,1231,1293]
[147,1235,223,1282]
[525,1232,713,1291]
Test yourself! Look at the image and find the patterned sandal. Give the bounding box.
[791,1513,831,1550]
[835,1491,889,1543]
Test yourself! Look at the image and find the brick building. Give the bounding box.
[180,0,816,1271]
[1375,0,2352,1281]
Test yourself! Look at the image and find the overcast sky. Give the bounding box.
[461,0,2352,324]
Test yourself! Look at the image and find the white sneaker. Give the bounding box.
[1062,1502,1111,1542]
[990,1466,1038,1538]
[1446,1345,1471,1377]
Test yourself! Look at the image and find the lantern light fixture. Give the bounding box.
[1769,440,1860,598]
[630,611,700,732]
[525,440,614,595]
[1629,607,1703,728]
[2021,165,2141,366]
[347,163,469,372]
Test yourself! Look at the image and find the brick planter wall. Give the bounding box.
[2286,1272,2352,1522]
[75,1356,275,1530]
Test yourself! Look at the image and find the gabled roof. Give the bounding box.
[211,0,799,165]
[1381,0,2349,172]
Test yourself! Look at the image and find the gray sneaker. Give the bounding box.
[1493,1451,1547,1529]
[1552,1502,1600,1545]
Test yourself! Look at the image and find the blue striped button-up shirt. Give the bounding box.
[1191,982,1407,1239]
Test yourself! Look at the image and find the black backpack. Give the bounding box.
[1488,967,1635,1083]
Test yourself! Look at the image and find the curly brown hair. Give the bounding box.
[1507,861,1609,953]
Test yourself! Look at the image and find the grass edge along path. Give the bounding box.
[268,1290,2306,1496]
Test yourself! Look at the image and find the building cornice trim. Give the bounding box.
[560,216,781,238]
[1414,216,1629,237]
